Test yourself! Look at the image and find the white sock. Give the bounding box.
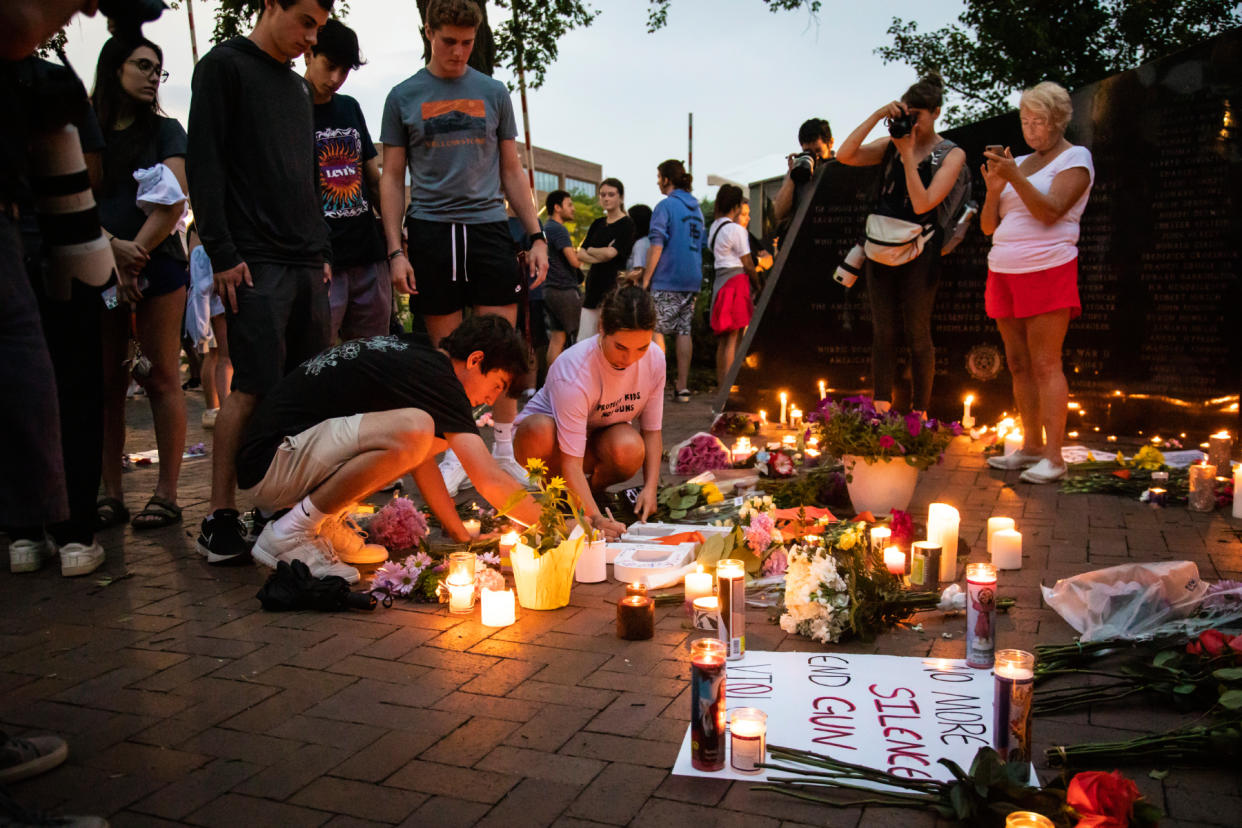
[492,422,514,458]
[272,496,328,540]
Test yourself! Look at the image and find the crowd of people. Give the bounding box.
[1,0,1095,586]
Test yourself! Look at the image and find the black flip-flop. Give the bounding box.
[96,496,130,530]
[131,495,182,530]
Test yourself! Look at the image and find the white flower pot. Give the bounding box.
[842,455,919,516]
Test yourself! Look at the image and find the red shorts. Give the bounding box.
[985,258,1081,320]
[710,272,753,334]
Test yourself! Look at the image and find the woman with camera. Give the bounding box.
[837,73,966,417]
[981,82,1093,484]
[92,35,189,530]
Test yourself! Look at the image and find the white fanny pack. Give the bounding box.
[864,214,935,266]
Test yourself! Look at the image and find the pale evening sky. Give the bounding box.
[61,0,996,208]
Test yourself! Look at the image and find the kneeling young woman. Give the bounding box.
[514,286,665,539]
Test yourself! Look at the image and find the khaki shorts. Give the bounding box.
[243,413,364,512]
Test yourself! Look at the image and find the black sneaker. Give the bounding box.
[197,509,252,566]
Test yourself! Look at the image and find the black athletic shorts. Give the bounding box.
[406,218,522,315]
[226,261,331,395]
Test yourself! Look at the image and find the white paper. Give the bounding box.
[673,650,1037,788]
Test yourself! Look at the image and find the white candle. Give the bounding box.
[729,707,767,773]
[884,546,905,576]
[684,565,713,614]
[447,579,474,613]
[575,538,607,583]
[1233,465,1242,519]
[462,519,481,538]
[499,530,520,558]
[818,379,827,400]
[1003,431,1023,457]
[779,392,787,425]
[991,528,1022,570]
[986,517,1015,559]
[731,437,753,465]
[927,503,960,582]
[962,394,975,429]
[480,588,516,626]
[789,406,803,428]
[869,526,891,558]
[759,409,767,427]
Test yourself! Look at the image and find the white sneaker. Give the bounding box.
[440,449,473,496]
[494,454,531,486]
[201,408,218,430]
[1020,458,1068,484]
[251,522,360,584]
[58,541,105,577]
[987,451,1042,470]
[8,537,52,573]
[320,513,389,566]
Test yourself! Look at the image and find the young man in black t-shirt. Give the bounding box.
[542,189,582,365]
[236,315,542,582]
[304,20,390,341]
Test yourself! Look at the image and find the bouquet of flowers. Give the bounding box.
[372,550,506,604]
[368,496,429,553]
[670,432,732,475]
[709,411,760,438]
[654,480,728,521]
[779,520,955,643]
[808,396,961,471]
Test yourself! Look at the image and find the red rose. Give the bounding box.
[1198,629,1230,657]
[1230,634,1242,656]
[1067,770,1142,828]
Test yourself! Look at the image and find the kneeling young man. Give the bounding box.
[514,286,664,539]
[235,315,540,582]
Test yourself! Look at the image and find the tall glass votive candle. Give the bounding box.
[616,594,654,640]
[1208,431,1233,471]
[446,551,476,613]
[690,596,723,647]
[730,707,768,773]
[966,562,998,668]
[690,638,727,771]
[993,649,1035,766]
[1189,462,1217,512]
[716,559,746,660]
[909,541,940,588]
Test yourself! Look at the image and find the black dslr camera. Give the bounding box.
[886,112,914,139]
[789,150,818,184]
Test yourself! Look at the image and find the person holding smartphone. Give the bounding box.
[980,81,1094,484]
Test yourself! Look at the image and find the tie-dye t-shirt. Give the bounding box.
[313,93,384,267]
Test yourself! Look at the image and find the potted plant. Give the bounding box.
[504,459,588,610]
[807,396,962,515]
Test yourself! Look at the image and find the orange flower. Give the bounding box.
[1067,770,1142,828]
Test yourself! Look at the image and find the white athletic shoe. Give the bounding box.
[494,454,531,486]
[987,451,1042,471]
[320,513,389,566]
[440,450,473,496]
[58,541,105,577]
[201,408,218,430]
[1020,458,1068,484]
[8,537,52,573]
[251,522,360,584]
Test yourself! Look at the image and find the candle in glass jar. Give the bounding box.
[909,541,940,588]
[986,517,1015,559]
[991,528,1022,570]
[690,638,727,771]
[616,594,654,640]
[927,503,960,582]
[446,579,474,614]
[789,406,803,428]
[446,551,476,614]
[462,518,481,538]
[716,559,746,660]
[781,434,797,448]
[480,588,516,627]
[1148,487,1167,508]
[759,409,767,427]
[1188,462,1217,512]
[498,530,520,558]
[884,546,905,576]
[690,596,723,643]
[1005,813,1052,828]
[779,392,787,425]
[626,581,649,598]
[730,707,767,773]
[966,563,998,668]
[869,526,891,559]
[684,565,714,615]
[731,436,753,465]
[1208,431,1233,470]
[994,649,1035,765]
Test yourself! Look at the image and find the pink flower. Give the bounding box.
[905,412,923,437]
[878,435,896,449]
[369,497,429,551]
[746,513,776,553]
[761,547,788,576]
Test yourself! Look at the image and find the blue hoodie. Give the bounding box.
[648,188,704,292]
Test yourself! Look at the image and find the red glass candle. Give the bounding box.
[690,638,727,771]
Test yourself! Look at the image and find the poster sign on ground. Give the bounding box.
[673,650,1019,786]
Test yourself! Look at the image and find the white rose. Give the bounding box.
[779,613,798,634]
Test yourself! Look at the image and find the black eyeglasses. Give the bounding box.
[126,58,169,83]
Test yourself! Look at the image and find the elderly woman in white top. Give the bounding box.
[980,82,1094,484]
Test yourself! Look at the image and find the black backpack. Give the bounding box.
[877,140,976,256]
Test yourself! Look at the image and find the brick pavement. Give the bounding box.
[3,388,1242,826]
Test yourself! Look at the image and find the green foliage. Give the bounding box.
[493,0,598,91]
[645,0,820,33]
[564,192,602,246]
[211,0,351,46]
[876,0,1242,125]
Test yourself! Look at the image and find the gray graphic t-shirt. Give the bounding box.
[379,66,517,224]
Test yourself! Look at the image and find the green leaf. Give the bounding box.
[696,534,725,568]
[1148,768,1169,780]
[1219,689,1242,710]
[1173,683,1197,695]
[1152,650,1180,668]
[1212,667,1242,681]
[670,510,686,520]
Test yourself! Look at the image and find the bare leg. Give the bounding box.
[306,409,435,515]
[546,330,566,365]
[652,331,666,352]
[211,315,232,407]
[1024,309,1071,464]
[99,308,130,502]
[716,330,739,389]
[136,287,188,503]
[995,316,1042,454]
[587,424,644,493]
[209,389,256,512]
[675,333,692,392]
[201,348,218,410]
